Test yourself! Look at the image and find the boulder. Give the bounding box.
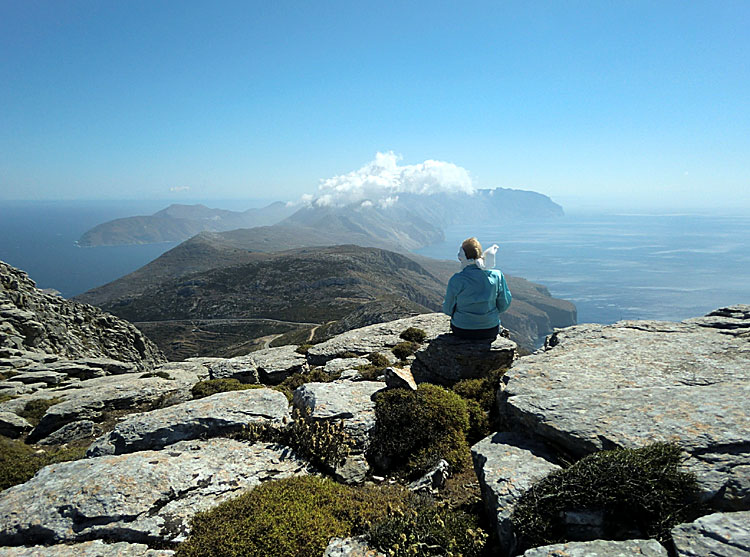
[0,439,310,546]
[189,356,259,383]
[293,380,384,482]
[384,367,417,391]
[87,388,291,456]
[408,458,450,493]
[324,357,370,374]
[37,420,96,445]
[306,314,450,365]
[671,511,750,556]
[520,539,668,556]
[471,432,561,557]
[324,536,385,557]
[0,411,32,438]
[411,333,516,385]
[252,345,309,383]
[0,540,175,556]
[498,307,750,510]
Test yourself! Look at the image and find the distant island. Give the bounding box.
[77,187,564,249]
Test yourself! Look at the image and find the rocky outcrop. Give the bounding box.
[0,439,309,546]
[87,388,291,456]
[520,539,668,556]
[324,536,385,557]
[0,540,175,556]
[497,306,750,511]
[472,432,562,556]
[671,511,750,556]
[0,260,164,369]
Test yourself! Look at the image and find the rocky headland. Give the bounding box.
[1,260,748,556]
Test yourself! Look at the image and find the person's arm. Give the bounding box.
[442,276,459,316]
[495,271,512,313]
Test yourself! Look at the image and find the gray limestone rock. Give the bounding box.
[499,308,750,511]
[324,536,385,557]
[252,345,309,383]
[26,369,200,443]
[521,539,668,556]
[411,333,516,385]
[9,370,67,385]
[0,439,309,546]
[87,388,291,456]
[324,357,370,374]
[293,380,384,482]
[0,411,33,437]
[0,540,175,556]
[408,458,450,493]
[37,420,96,445]
[0,260,165,369]
[671,511,750,556]
[191,356,259,383]
[471,432,561,557]
[306,313,451,365]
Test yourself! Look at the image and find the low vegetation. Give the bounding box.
[511,443,701,551]
[273,368,340,402]
[18,397,62,426]
[450,368,507,441]
[176,475,488,557]
[391,341,418,361]
[399,326,427,343]
[140,370,173,380]
[191,378,264,399]
[369,384,471,479]
[0,436,87,490]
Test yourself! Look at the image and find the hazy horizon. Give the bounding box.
[2,2,748,210]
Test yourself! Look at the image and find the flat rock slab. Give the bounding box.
[672,511,750,556]
[306,313,451,365]
[0,439,309,546]
[8,370,67,385]
[411,333,516,385]
[521,539,668,556]
[26,369,200,443]
[324,357,370,374]
[186,356,258,383]
[88,388,291,456]
[471,432,561,557]
[499,307,750,510]
[0,540,174,556]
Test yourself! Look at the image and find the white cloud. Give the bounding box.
[305,151,474,207]
[170,185,190,193]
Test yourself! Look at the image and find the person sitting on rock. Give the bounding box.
[442,237,512,340]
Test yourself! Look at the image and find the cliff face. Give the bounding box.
[0,260,164,369]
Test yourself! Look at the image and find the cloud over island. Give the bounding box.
[301,152,474,208]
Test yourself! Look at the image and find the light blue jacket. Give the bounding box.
[442,265,512,329]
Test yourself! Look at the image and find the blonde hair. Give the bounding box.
[461,237,483,260]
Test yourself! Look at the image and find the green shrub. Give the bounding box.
[368,499,487,557]
[451,368,506,411]
[369,384,471,478]
[0,436,87,490]
[511,443,701,551]
[191,379,263,399]
[392,341,418,361]
[295,343,313,355]
[367,352,390,367]
[273,368,340,402]
[176,476,409,557]
[285,409,353,471]
[18,398,62,426]
[465,399,491,444]
[399,327,427,343]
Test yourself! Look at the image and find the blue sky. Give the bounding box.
[1,1,748,210]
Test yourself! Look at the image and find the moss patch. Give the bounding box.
[18,398,63,426]
[511,443,701,551]
[369,384,471,479]
[0,436,87,491]
[191,379,263,399]
[176,476,408,557]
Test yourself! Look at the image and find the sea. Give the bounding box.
[1,201,748,324]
